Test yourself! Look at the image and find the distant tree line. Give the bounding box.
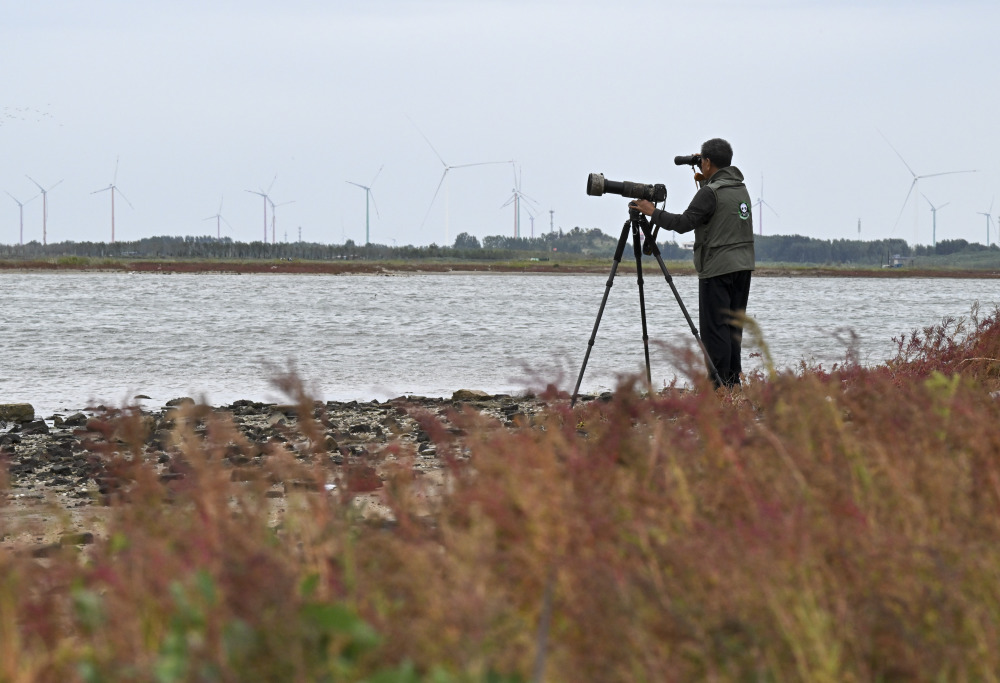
[1,230,997,264]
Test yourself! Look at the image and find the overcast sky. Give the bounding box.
[2,0,998,249]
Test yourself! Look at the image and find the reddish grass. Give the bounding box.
[2,307,1000,681]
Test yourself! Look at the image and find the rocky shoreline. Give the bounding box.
[0,391,572,552]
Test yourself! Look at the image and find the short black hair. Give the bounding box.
[700,138,733,168]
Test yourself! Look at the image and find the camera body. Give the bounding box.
[673,154,702,166]
[586,173,667,204]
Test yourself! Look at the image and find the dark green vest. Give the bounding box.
[693,166,755,279]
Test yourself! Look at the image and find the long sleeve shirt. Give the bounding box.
[650,186,716,234]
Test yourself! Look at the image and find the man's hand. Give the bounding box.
[630,199,655,216]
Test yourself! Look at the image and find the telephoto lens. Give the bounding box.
[586,173,666,204]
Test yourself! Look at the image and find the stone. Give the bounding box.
[62,412,89,427]
[0,403,34,423]
[266,412,288,426]
[21,420,50,435]
[165,397,195,407]
[452,389,490,401]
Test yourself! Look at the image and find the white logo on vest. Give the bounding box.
[738,202,750,220]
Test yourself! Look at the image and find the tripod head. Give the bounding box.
[626,204,660,256]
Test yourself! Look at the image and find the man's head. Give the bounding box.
[699,138,733,179]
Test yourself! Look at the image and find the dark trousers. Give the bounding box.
[698,270,752,388]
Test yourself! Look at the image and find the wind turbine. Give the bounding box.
[204,196,234,239]
[500,163,539,238]
[921,194,949,248]
[267,196,295,245]
[752,173,779,236]
[25,176,62,245]
[91,156,133,243]
[408,116,511,244]
[245,175,276,243]
[878,130,977,244]
[4,190,38,245]
[977,197,995,248]
[345,165,383,245]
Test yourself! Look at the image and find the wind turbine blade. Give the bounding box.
[501,195,516,209]
[203,215,216,221]
[877,129,918,178]
[918,169,977,179]
[218,196,224,214]
[520,192,541,207]
[891,179,918,231]
[26,176,45,192]
[369,190,381,220]
[407,115,448,167]
[91,186,112,195]
[113,155,120,185]
[222,216,234,230]
[369,164,384,187]
[451,160,509,169]
[939,203,949,211]
[419,169,449,229]
[921,193,934,209]
[990,195,995,214]
[4,190,18,204]
[762,200,780,217]
[266,175,277,194]
[345,181,367,190]
[117,189,135,209]
[245,189,264,197]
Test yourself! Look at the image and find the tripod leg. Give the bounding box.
[644,241,724,388]
[631,222,653,392]
[571,220,631,407]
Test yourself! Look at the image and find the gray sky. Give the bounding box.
[2,0,998,249]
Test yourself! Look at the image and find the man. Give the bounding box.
[630,138,754,389]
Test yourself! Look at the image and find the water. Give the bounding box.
[1,271,995,415]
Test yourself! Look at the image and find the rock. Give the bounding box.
[0,403,34,423]
[266,412,288,427]
[165,397,195,407]
[60,532,94,546]
[452,389,490,401]
[62,412,89,427]
[134,394,152,400]
[21,420,49,435]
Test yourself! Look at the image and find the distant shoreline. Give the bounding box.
[0,259,998,279]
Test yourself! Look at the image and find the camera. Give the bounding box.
[586,173,666,204]
[674,154,702,166]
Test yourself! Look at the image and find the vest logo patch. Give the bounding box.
[738,202,751,220]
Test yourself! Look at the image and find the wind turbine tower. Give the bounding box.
[204,196,233,239]
[91,156,133,243]
[752,173,778,236]
[26,176,62,246]
[268,197,295,245]
[4,190,38,245]
[501,163,539,239]
[879,130,976,244]
[409,116,511,244]
[346,165,383,245]
[245,175,276,243]
[978,197,995,248]
[921,194,949,248]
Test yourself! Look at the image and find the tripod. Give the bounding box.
[570,206,721,407]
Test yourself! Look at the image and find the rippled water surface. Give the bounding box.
[1,272,996,414]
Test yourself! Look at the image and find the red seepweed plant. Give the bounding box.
[1,307,999,681]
